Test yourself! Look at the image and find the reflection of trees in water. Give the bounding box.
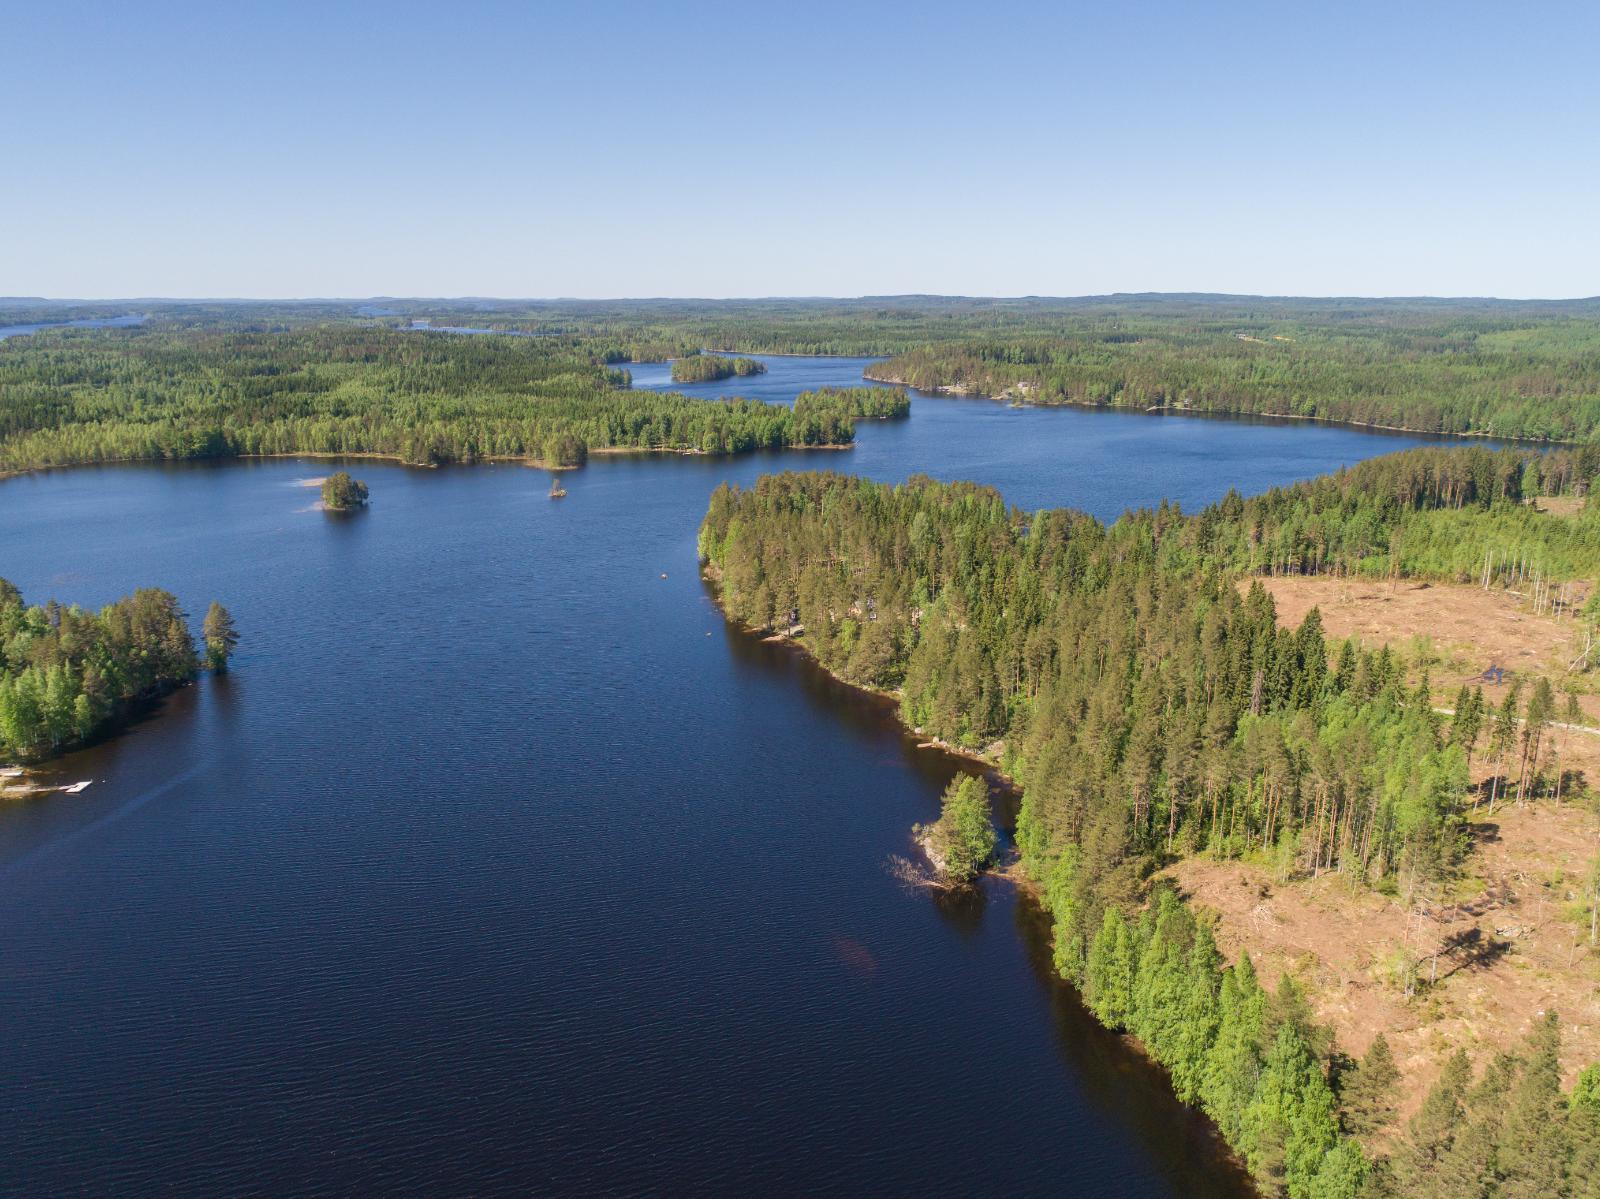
[1009,894,1255,1199]
[930,875,988,935]
[711,585,1021,841]
[713,583,1252,1197]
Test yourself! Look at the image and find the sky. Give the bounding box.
[4,0,1598,299]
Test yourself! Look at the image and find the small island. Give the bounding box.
[670,354,768,384]
[793,386,910,422]
[321,471,370,511]
[0,578,235,762]
[914,775,997,884]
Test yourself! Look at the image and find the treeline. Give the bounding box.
[0,326,861,471]
[0,579,208,760]
[698,446,1600,1195]
[13,299,1600,470]
[669,353,767,383]
[1085,899,1600,1198]
[867,317,1600,442]
[1173,444,1600,582]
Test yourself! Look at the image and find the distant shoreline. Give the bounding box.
[863,369,1576,446]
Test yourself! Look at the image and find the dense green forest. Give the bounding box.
[781,386,913,447]
[699,445,1600,1196]
[669,353,766,383]
[865,315,1600,442]
[8,296,1600,474]
[793,386,910,422]
[0,579,218,761]
[0,326,858,472]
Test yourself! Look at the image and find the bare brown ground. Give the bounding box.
[1182,578,1600,1124]
[1530,494,1587,518]
[1255,574,1584,679]
[1169,788,1600,1121]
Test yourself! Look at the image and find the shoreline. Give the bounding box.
[863,370,1578,447]
[702,565,1254,1180]
[0,441,860,483]
[703,565,1019,784]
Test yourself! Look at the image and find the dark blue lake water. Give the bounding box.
[0,359,1457,1195]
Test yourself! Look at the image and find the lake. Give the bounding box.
[0,361,1457,1195]
[0,314,145,340]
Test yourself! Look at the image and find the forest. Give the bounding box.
[698,445,1600,1197]
[0,579,227,761]
[8,296,1600,475]
[669,353,767,383]
[864,315,1600,442]
[0,326,857,472]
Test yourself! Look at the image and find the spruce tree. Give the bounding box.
[1130,892,1195,1065]
[1341,1033,1400,1139]
[1170,922,1223,1104]
[1569,1065,1600,1199]
[1084,907,1135,1030]
[1203,952,1265,1144]
[1390,1049,1470,1194]
[1307,1139,1369,1199]
[1242,1021,1339,1198]
[1496,1013,1569,1199]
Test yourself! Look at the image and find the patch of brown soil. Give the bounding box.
[1169,797,1600,1125]
[1252,576,1583,681]
[1186,576,1600,1130]
[1530,494,1587,518]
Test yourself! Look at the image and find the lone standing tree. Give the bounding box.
[202,602,240,672]
[321,471,369,511]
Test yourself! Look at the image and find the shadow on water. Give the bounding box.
[709,580,1256,1198]
[1011,894,1258,1198]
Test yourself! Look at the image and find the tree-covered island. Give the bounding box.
[0,579,235,761]
[669,353,768,383]
[321,471,369,511]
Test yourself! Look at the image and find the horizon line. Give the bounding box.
[5,291,1600,305]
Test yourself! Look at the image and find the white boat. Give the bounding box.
[60,781,91,794]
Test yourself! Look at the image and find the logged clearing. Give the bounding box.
[1254,575,1584,681]
[1184,577,1600,1121]
[1169,789,1600,1120]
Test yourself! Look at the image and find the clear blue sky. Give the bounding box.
[5,0,1597,298]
